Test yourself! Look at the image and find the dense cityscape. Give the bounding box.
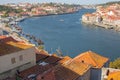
[0,1,120,80]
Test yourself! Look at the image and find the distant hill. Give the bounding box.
[0,5,22,13]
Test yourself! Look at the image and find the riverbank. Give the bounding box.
[82,20,120,31]
[18,9,120,60]
[30,10,79,18]
[7,10,79,46]
[81,4,120,32]
[0,22,31,43]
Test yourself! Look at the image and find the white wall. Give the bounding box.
[0,47,36,74]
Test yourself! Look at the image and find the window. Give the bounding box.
[19,55,23,61]
[11,58,16,64]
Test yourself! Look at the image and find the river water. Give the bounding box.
[19,9,120,60]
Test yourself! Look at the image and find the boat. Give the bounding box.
[59,19,64,22]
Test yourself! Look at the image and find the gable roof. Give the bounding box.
[38,60,90,80]
[62,60,91,76]
[58,56,72,64]
[36,49,49,62]
[73,51,109,68]
[43,55,62,64]
[18,64,54,79]
[108,71,120,80]
[0,36,34,56]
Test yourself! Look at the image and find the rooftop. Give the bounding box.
[0,36,34,56]
[73,51,109,68]
[36,59,90,80]
[18,64,54,79]
[36,49,49,62]
[62,60,90,76]
[108,71,120,80]
[43,55,62,64]
[58,56,72,64]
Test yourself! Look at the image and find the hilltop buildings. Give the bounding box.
[1,3,78,17]
[82,4,120,31]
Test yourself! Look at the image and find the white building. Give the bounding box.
[0,36,36,79]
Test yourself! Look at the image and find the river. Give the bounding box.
[18,9,120,60]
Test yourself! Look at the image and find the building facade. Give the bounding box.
[0,36,36,79]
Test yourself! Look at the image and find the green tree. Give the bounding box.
[109,58,120,69]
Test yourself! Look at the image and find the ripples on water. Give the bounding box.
[19,9,120,60]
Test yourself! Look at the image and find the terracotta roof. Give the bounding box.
[36,49,49,55]
[6,41,33,49]
[84,13,95,16]
[37,66,79,80]
[108,15,120,21]
[18,64,54,79]
[37,60,90,80]
[36,50,49,62]
[0,36,34,56]
[43,55,62,64]
[58,56,72,64]
[0,35,7,39]
[108,71,120,80]
[62,60,90,76]
[0,36,18,42]
[53,65,80,80]
[73,51,109,68]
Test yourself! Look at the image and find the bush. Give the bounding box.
[109,58,120,69]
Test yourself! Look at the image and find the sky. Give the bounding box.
[0,0,120,5]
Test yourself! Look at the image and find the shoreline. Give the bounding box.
[10,10,79,46]
[18,10,79,23]
[82,20,120,32]
[31,10,79,17]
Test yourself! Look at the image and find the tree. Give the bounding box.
[109,58,120,69]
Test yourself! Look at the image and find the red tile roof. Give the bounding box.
[62,60,90,76]
[37,65,80,80]
[36,60,90,80]
[73,51,109,68]
[18,64,54,79]
[0,35,7,39]
[84,13,96,16]
[0,36,18,43]
[36,69,56,80]
[58,56,72,64]
[43,55,62,64]
[0,35,34,56]
[36,50,49,62]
